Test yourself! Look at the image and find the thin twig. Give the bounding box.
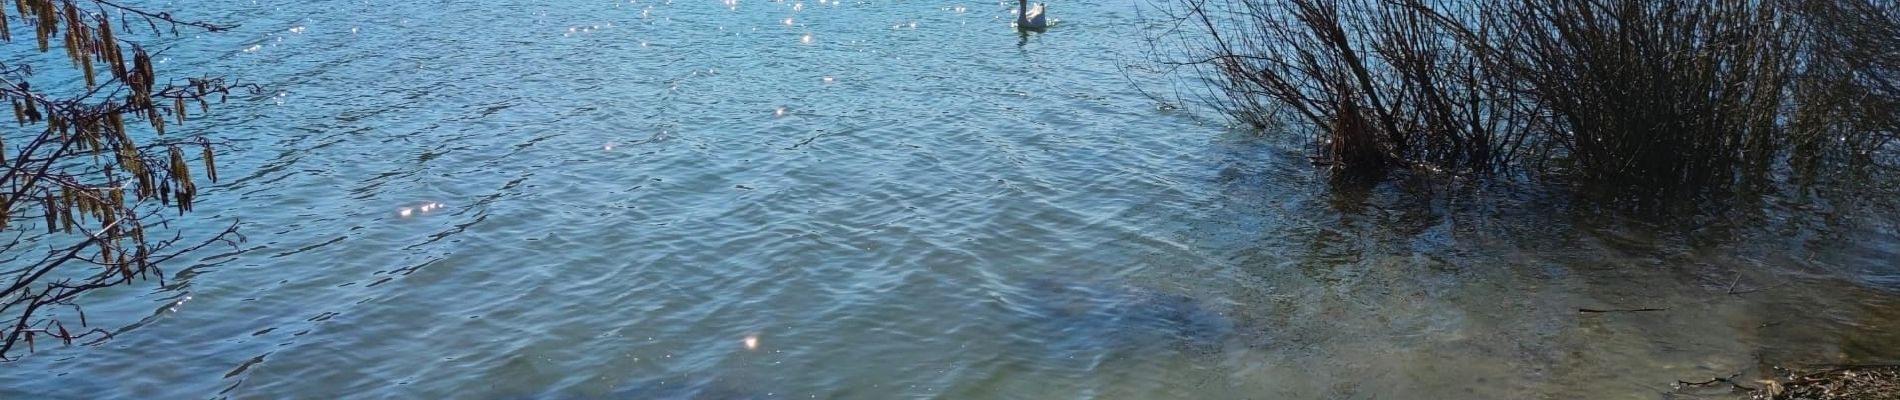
[1578,307,1668,313]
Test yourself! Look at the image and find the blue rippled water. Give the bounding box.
[2,0,1898,399]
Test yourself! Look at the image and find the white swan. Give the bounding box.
[1016,0,1047,30]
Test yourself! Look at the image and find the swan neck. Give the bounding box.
[1019,0,1028,18]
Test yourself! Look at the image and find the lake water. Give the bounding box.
[4,0,1899,399]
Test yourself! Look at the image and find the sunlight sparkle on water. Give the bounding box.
[743,334,760,351]
[399,202,446,219]
[800,33,813,44]
[774,107,788,117]
[167,295,193,313]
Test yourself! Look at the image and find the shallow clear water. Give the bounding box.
[4,0,1899,399]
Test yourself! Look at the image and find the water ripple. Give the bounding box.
[1,0,1896,399]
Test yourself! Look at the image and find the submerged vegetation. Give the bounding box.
[0,0,245,359]
[1148,0,1899,190]
[1145,2,1900,393]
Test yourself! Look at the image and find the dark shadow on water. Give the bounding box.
[1014,21,1052,48]
[1322,166,1382,215]
[1001,276,1236,363]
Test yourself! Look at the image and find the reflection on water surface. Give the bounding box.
[0,0,1895,399]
